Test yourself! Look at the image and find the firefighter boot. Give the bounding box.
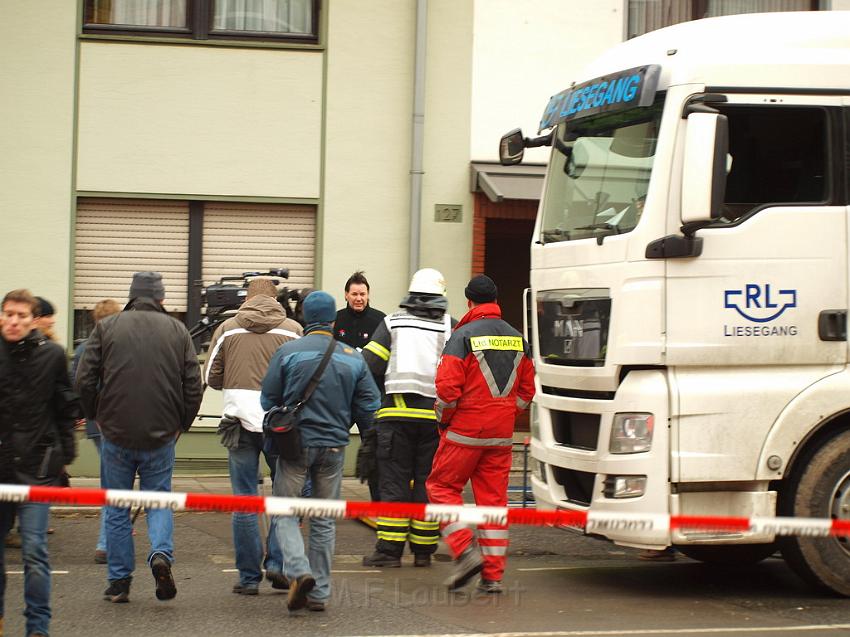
[362,550,402,568]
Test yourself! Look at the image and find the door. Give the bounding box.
[666,96,848,482]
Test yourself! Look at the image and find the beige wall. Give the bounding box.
[321,0,416,314]
[470,0,624,163]
[419,0,475,315]
[77,43,322,198]
[0,1,77,345]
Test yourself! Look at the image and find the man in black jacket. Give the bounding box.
[0,288,79,637]
[76,272,203,604]
[334,271,385,351]
[334,272,385,500]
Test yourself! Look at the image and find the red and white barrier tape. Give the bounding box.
[1,484,848,537]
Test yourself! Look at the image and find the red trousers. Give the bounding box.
[426,438,512,582]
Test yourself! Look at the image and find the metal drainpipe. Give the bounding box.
[408,0,427,278]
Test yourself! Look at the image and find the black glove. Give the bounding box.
[355,430,378,484]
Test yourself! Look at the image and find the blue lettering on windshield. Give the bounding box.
[539,66,660,132]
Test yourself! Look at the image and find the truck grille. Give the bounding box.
[552,467,595,507]
[551,410,600,451]
[536,290,611,367]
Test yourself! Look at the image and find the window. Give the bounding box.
[539,98,664,244]
[83,0,319,43]
[718,105,829,219]
[627,0,821,39]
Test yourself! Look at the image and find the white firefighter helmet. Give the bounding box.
[408,268,447,296]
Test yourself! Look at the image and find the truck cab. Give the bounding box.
[506,11,850,595]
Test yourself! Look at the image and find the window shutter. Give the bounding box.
[201,202,316,290]
[74,198,190,312]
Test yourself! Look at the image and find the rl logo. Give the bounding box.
[724,284,797,323]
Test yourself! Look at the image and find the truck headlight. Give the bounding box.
[609,413,654,453]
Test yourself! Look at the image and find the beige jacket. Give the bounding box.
[204,295,302,432]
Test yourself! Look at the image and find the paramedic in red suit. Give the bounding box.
[426,275,535,594]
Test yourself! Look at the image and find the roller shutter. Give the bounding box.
[202,202,316,290]
[75,198,190,312]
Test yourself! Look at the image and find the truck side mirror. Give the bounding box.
[681,113,728,225]
[499,128,525,166]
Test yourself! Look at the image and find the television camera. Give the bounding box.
[190,268,301,350]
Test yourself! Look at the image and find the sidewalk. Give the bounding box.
[68,476,373,502]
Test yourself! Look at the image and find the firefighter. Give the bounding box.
[359,268,453,568]
[426,274,536,593]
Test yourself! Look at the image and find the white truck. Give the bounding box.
[500,11,850,595]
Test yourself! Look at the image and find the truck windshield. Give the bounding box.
[540,98,663,244]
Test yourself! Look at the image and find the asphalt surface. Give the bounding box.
[3,478,850,636]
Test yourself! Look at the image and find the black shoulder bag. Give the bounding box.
[263,336,336,461]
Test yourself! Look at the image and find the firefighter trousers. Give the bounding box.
[374,419,441,557]
[426,438,512,582]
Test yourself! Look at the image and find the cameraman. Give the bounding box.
[204,278,302,595]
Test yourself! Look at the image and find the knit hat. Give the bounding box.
[129,271,166,301]
[464,275,498,304]
[302,290,336,325]
[34,296,55,318]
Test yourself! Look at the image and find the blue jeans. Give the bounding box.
[228,431,283,586]
[0,502,51,636]
[93,436,107,552]
[101,438,176,582]
[273,446,345,603]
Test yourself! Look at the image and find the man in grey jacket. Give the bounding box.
[76,272,203,604]
[204,278,302,595]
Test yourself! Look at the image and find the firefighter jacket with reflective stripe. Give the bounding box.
[362,306,453,423]
[434,303,535,445]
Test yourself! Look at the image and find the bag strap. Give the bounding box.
[295,336,336,409]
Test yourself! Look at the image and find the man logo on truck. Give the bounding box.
[724,284,797,323]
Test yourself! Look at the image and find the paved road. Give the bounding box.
[3,478,850,636]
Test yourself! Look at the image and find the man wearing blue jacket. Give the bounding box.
[261,291,380,613]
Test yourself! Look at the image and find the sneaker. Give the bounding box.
[150,554,177,601]
[413,554,431,567]
[232,583,259,596]
[265,570,289,590]
[362,551,401,568]
[306,599,326,612]
[287,574,316,612]
[637,548,676,562]
[444,546,483,591]
[103,577,132,603]
[476,578,504,594]
[94,549,107,564]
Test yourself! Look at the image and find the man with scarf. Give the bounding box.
[0,288,78,637]
[360,268,454,569]
[427,274,536,594]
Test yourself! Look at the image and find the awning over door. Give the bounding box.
[470,162,547,203]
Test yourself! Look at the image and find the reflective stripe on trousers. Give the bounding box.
[376,516,441,556]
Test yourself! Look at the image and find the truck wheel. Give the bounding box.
[677,543,776,565]
[780,428,850,596]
